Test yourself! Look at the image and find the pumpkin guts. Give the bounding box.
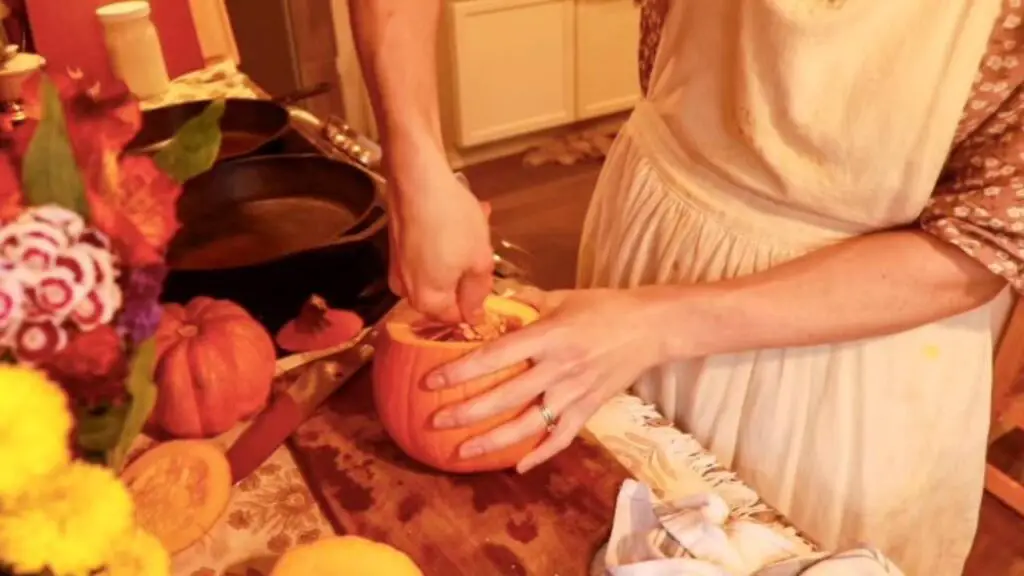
[411,310,524,343]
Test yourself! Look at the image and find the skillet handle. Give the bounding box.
[322,116,383,169]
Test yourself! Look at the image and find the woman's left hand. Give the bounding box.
[425,286,667,473]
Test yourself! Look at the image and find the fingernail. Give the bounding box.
[425,372,446,389]
[433,412,454,429]
[460,444,483,459]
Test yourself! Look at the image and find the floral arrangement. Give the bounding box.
[0,366,167,575]
[0,69,222,467]
[0,68,223,574]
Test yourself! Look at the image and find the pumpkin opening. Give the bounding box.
[410,310,524,343]
[384,296,538,350]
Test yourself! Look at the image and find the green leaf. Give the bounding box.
[109,338,159,471]
[76,402,131,457]
[152,99,225,183]
[20,75,89,215]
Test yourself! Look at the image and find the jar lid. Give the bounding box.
[96,1,151,24]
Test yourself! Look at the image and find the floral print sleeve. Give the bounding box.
[637,0,668,96]
[920,0,1024,291]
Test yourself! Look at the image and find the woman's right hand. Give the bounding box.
[387,163,495,323]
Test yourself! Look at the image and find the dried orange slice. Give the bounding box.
[120,440,232,553]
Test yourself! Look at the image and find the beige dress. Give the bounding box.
[577,2,1016,574]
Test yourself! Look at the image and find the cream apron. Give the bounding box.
[577,2,1014,574]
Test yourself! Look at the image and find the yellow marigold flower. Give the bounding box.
[0,509,51,574]
[103,527,170,576]
[0,366,72,503]
[0,462,135,576]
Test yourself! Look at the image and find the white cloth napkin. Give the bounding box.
[604,480,906,576]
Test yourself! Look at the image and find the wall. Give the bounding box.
[226,0,345,121]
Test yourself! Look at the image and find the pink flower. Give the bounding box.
[0,205,123,363]
[31,268,79,318]
[70,279,121,331]
[5,234,60,273]
[0,262,26,346]
[21,204,86,239]
[13,320,68,363]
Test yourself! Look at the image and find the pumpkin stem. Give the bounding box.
[298,295,330,329]
[177,324,199,338]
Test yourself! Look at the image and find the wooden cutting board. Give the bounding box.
[288,360,631,576]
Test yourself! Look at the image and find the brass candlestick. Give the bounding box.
[0,42,44,124]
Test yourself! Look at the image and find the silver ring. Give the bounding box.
[538,404,557,432]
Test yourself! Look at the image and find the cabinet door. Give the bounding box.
[449,0,575,147]
[574,0,640,119]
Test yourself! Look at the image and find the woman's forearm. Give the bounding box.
[644,229,1007,359]
[347,0,446,188]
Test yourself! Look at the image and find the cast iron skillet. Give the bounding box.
[125,83,332,162]
[160,154,392,337]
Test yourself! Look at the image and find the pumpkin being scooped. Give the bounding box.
[372,295,543,473]
[151,297,276,438]
[275,294,364,353]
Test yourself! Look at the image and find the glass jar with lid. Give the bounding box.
[96,1,170,99]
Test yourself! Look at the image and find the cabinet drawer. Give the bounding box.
[449,0,575,147]
[575,0,640,119]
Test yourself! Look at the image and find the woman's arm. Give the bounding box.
[652,13,1024,360]
[648,229,1006,359]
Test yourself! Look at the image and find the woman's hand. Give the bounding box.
[388,163,494,323]
[425,286,668,473]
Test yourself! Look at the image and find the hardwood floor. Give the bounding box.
[464,153,1024,574]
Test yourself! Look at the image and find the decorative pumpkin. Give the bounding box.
[270,536,423,576]
[372,295,543,473]
[275,294,364,353]
[121,440,232,553]
[151,296,276,438]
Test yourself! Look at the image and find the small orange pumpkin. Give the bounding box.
[372,295,544,473]
[151,297,276,438]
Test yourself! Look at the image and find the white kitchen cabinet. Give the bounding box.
[574,0,640,119]
[445,0,640,150]
[448,0,576,147]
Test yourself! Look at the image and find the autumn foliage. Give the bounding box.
[0,70,181,266]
